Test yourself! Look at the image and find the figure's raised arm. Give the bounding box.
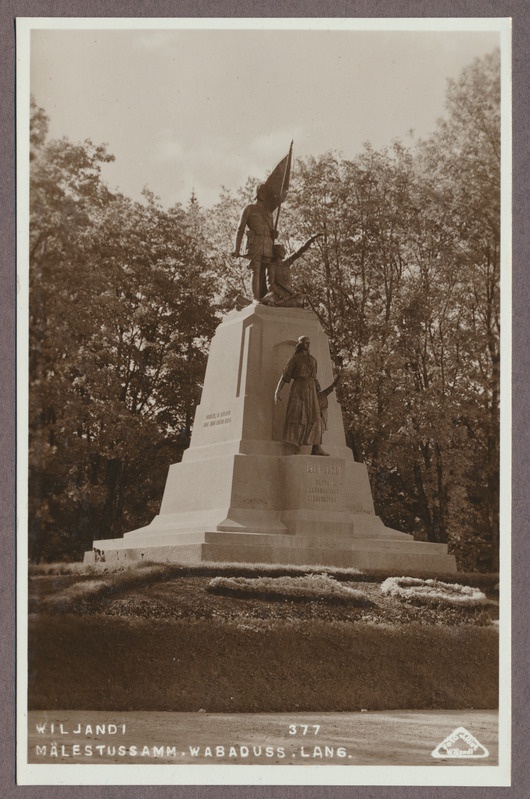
[287,232,324,265]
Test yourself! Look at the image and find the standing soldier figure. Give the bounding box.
[232,184,276,300]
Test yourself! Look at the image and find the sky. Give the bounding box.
[28,22,501,209]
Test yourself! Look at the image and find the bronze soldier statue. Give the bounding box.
[232,185,276,300]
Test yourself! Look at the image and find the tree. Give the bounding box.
[262,50,500,569]
[29,103,116,560]
[416,49,501,568]
[29,105,218,560]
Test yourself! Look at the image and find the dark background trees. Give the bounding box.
[28,50,501,569]
[29,101,218,560]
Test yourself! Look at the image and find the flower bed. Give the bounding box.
[207,573,372,606]
[380,576,489,607]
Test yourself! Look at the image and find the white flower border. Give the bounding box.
[380,576,489,607]
[208,573,368,603]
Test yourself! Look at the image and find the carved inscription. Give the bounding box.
[305,486,339,503]
[305,464,341,475]
[305,465,342,504]
[203,410,232,428]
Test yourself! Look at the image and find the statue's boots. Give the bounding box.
[311,444,330,456]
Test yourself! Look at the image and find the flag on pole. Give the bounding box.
[260,141,293,213]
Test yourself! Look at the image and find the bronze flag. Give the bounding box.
[261,141,293,214]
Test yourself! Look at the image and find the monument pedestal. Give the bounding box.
[86,304,456,573]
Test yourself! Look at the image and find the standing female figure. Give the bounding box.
[274,336,329,456]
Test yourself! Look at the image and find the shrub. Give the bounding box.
[380,576,489,607]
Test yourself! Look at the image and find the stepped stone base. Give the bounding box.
[85,530,456,574]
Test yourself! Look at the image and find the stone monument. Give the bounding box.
[86,302,456,572]
[86,145,456,572]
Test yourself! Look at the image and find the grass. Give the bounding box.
[28,559,500,591]
[28,560,366,578]
[28,614,498,712]
[27,562,500,712]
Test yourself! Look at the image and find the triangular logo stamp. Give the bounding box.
[431,726,489,759]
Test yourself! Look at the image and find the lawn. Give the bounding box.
[27,561,499,712]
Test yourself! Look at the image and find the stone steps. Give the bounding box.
[200,532,455,572]
[203,530,446,553]
[87,529,456,573]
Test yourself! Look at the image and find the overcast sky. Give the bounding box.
[29,23,500,209]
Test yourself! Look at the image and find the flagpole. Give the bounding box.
[274,140,293,233]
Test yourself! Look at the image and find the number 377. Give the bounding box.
[288,725,320,735]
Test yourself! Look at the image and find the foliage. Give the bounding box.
[29,99,218,561]
[261,51,499,570]
[380,576,489,607]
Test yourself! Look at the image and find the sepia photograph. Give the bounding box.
[16,15,511,788]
